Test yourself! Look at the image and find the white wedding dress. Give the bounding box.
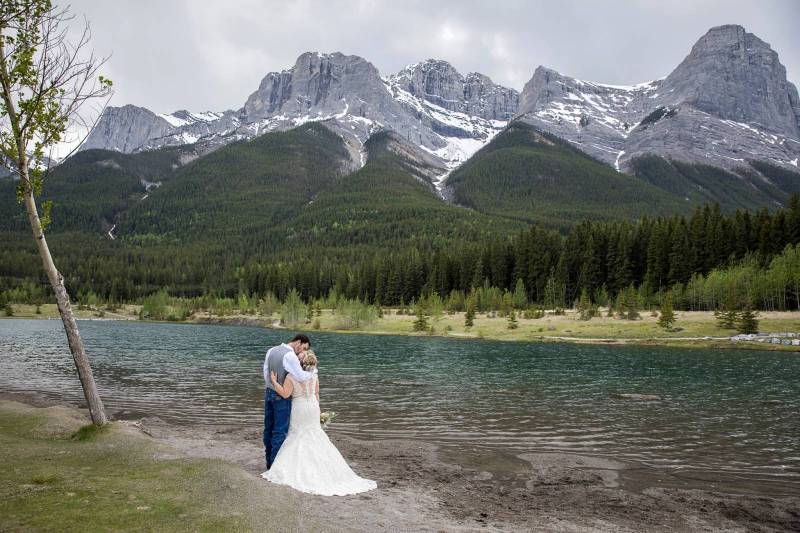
[262,375,377,496]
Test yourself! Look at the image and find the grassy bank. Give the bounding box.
[4,303,799,350]
[0,400,315,532]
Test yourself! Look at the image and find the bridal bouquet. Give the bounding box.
[320,411,337,427]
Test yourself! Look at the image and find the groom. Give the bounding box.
[263,333,315,469]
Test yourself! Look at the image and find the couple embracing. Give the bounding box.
[261,334,377,496]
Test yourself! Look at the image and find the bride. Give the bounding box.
[261,351,377,496]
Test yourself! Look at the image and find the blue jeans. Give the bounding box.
[263,388,291,468]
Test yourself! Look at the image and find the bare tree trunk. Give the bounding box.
[21,169,107,426]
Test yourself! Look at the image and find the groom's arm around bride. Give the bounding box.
[262,333,313,469]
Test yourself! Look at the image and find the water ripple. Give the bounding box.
[1,319,798,487]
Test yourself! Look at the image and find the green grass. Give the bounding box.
[190,308,800,350]
[71,423,110,442]
[0,401,316,532]
[6,306,799,350]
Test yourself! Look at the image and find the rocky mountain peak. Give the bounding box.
[517,25,800,173]
[390,59,466,110]
[658,24,800,138]
[77,26,799,180]
[692,24,766,55]
[242,51,385,122]
[80,104,175,153]
[389,59,518,121]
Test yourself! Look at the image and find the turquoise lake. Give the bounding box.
[1,319,798,492]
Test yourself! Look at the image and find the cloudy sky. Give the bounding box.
[65,0,800,114]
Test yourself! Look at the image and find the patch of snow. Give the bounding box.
[615,150,625,172]
[107,224,116,240]
[791,158,798,167]
[720,119,762,135]
[432,169,452,198]
[334,99,349,119]
[591,78,663,91]
[421,127,503,172]
[189,111,222,122]
[387,82,425,113]
[141,179,161,191]
[159,113,188,127]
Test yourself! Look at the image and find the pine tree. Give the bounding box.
[657,296,676,329]
[577,288,595,321]
[512,278,527,310]
[787,193,800,244]
[619,284,640,320]
[501,290,513,317]
[668,220,692,285]
[715,287,739,329]
[507,310,519,329]
[736,306,760,334]
[714,308,739,329]
[464,292,476,328]
[412,300,429,332]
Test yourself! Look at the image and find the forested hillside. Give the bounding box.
[2,122,800,311]
[629,156,795,210]
[446,122,690,228]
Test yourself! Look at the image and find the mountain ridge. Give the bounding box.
[78,25,800,189]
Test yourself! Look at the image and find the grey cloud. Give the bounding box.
[64,0,800,114]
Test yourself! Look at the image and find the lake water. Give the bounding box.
[1,319,798,492]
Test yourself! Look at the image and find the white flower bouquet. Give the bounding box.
[320,411,337,427]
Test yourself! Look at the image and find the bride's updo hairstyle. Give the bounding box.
[301,350,318,371]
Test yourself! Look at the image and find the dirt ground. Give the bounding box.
[139,417,800,532]
[3,391,799,532]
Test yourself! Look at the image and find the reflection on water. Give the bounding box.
[1,319,798,488]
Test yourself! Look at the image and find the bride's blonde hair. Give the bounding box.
[301,350,317,371]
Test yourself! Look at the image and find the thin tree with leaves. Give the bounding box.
[0,0,112,425]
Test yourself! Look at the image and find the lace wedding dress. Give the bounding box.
[262,375,377,496]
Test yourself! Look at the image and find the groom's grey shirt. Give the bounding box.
[263,343,313,391]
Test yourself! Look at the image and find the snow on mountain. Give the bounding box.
[80,53,517,177]
[77,25,800,181]
[518,25,800,173]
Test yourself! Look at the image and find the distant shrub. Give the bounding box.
[523,308,544,319]
[280,289,307,328]
[141,289,170,320]
[334,299,377,330]
[639,106,678,128]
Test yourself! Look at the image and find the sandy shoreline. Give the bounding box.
[3,390,798,532]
